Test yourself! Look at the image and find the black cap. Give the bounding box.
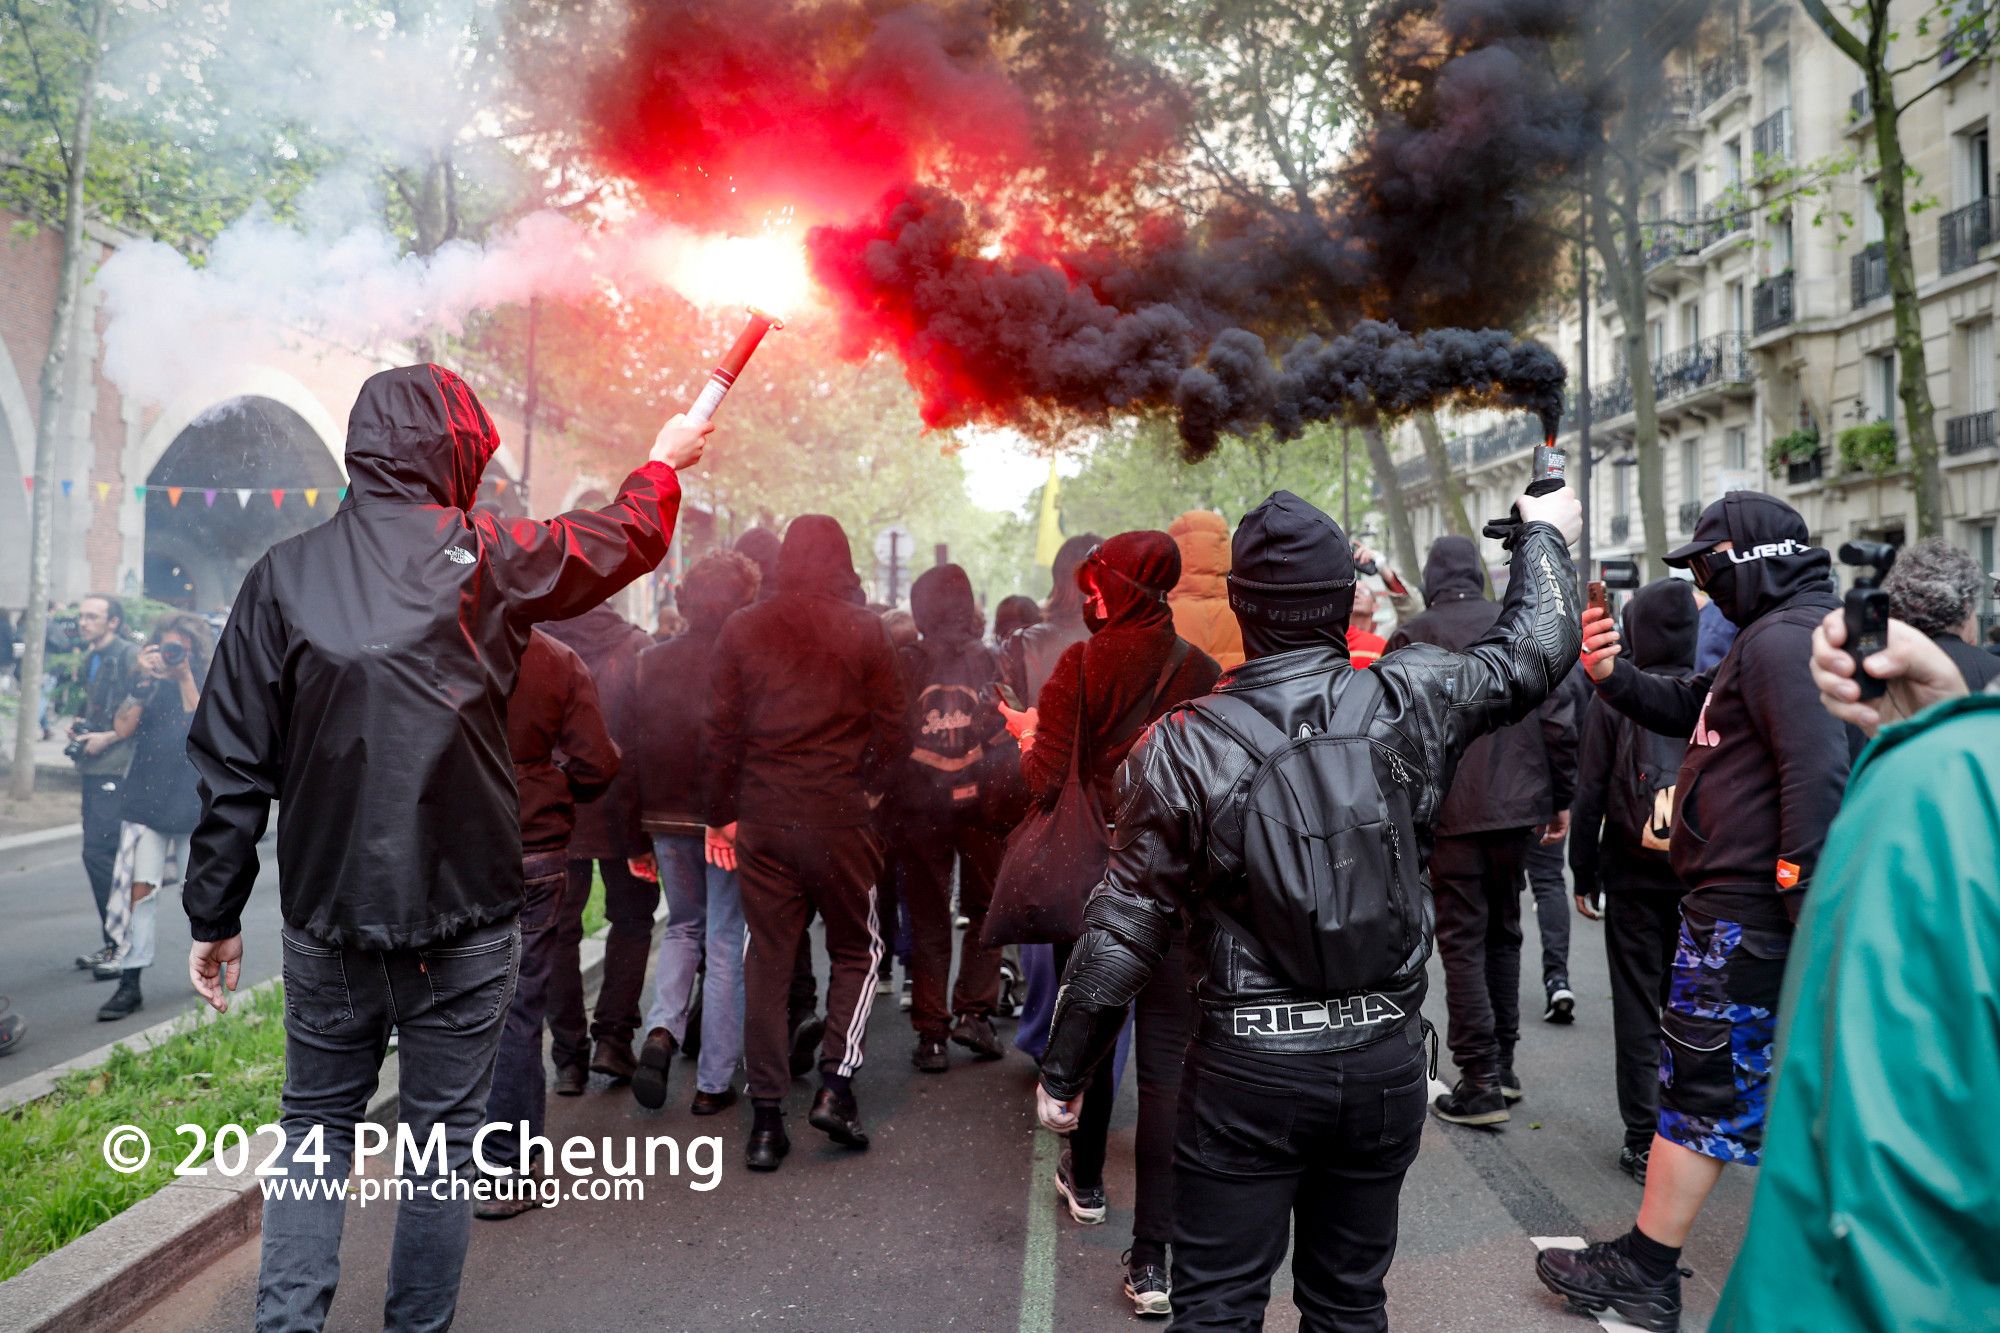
[1226,490,1356,627]
[1664,491,1810,566]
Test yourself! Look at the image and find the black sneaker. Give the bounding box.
[1619,1146,1650,1184]
[0,1012,25,1055]
[96,971,142,1021]
[632,1027,677,1110]
[808,1086,870,1149]
[1536,1240,1685,1332]
[1054,1149,1107,1225]
[789,1013,825,1078]
[911,1036,949,1073]
[1543,983,1576,1025]
[950,1013,1005,1061]
[1499,1068,1524,1103]
[1122,1250,1171,1317]
[745,1122,790,1172]
[1431,1077,1509,1126]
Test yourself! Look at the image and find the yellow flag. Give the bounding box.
[1033,456,1063,569]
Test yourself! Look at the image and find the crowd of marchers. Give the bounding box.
[11,361,2000,1333]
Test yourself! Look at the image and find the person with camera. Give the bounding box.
[1536,492,1849,1332]
[94,615,212,1021]
[1039,485,1582,1330]
[66,594,140,974]
[181,365,711,1330]
[1878,536,2000,693]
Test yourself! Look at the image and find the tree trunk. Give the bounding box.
[1361,423,1421,578]
[1872,85,1943,534]
[11,1,109,800]
[1414,410,1475,540]
[1593,155,1671,582]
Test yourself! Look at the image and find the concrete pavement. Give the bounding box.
[127,904,1750,1332]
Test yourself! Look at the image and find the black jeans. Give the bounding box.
[1605,878,1686,1152]
[548,857,657,1069]
[80,773,123,945]
[258,916,519,1333]
[1051,930,1192,1250]
[1524,834,1571,989]
[899,809,1004,1038]
[481,851,567,1173]
[1171,1034,1427,1331]
[1429,828,1531,1080]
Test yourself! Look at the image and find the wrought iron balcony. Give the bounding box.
[1752,107,1792,165]
[1700,49,1746,108]
[1642,218,1700,269]
[1654,334,1752,405]
[1946,408,1997,455]
[1609,514,1632,542]
[1642,78,1699,142]
[1696,201,1750,251]
[1851,241,1889,308]
[1941,11,1992,66]
[1752,271,1795,332]
[1787,450,1825,485]
[1939,197,1996,274]
[1679,500,1703,532]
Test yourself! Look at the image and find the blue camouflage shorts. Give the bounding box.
[1656,909,1792,1165]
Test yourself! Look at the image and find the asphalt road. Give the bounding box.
[0,830,289,1084]
[130,896,1751,1332]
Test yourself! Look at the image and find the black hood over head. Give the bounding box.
[1624,577,1698,670]
[1227,490,1355,659]
[541,602,643,666]
[776,514,864,601]
[1669,491,1831,627]
[341,364,497,509]
[911,563,980,643]
[1421,535,1486,606]
[734,527,782,601]
[1045,533,1102,626]
[1081,530,1179,633]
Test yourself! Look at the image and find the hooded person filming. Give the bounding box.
[1537,491,1849,1333]
[1038,482,1583,1332]
[180,364,712,1331]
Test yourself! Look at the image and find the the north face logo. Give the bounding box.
[444,546,476,565]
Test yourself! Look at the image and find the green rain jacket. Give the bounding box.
[1712,693,2000,1332]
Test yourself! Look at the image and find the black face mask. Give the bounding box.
[1083,600,1107,634]
[1699,561,1744,627]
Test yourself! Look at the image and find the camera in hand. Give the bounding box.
[63,722,89,762]
[1837,540,1897,701]
[159,641,187,668]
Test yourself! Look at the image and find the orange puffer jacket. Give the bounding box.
[1166,509,1244,671]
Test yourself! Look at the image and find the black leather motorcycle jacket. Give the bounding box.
[1041,522,1580,1098]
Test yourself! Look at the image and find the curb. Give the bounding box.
[0,976,254,1116]
[0,919,632,1333]
[0,822,82,856]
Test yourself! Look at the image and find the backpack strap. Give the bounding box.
[1327,669,1384,739]
[1193,691,1288,761]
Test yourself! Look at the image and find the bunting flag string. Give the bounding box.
[29,477,484,511]
[167,486,184,507]
[304,488,319,508]
[235,489,252,508]
[96,481,111,502]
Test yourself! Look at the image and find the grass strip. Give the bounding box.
[0,984,288,1282]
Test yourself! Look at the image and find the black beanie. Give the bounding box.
[1226,490,1356,629]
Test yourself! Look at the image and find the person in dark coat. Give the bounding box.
[735,526,782,602]
[997,530,1220,1291]
[1568,577,1696,1184]
[541,601,658,1091]
[182,364,710,1328]
[991,593,1042,646]
[477,629,618,1219]
[1387,535,1577,1126]
[631,550,763,1117]
[704,515,909,1171]
[1881,536,2000,692]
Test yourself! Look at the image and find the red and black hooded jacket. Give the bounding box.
[183,365,682,948]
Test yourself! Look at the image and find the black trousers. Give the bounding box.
[1171,1035,1427,1331]
[899,810,1004,1038]
[1429,828,1531,1080]
[80,773,123,946]
[1524,834,1571,989]
[1051,930,1192,1249]
[548,857,658,1071]
[1604,872,1687,1152]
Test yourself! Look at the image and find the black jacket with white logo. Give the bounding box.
[1041,523,1580,1096]
[183,365,682,948]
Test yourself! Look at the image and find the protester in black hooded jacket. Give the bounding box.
[1538,491,1850,1332]
[182,363,709,1330]
[1568,577,1696,1183]
[704,515,908,1170]
[541,602,658,1090]
[888,564,1013,1073]
[1387,535,1578,1126]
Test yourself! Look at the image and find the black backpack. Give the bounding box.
[1192,671,1428,994]
[1613,714,1686,854]
[900,639,1011,816]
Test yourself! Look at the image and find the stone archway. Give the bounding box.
[144,397,345,610]
[0,335,38,609]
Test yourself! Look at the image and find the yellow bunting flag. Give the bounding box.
[304,488,319,508]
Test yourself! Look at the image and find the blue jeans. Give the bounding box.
[258,915,519,1333]
[644,833,746,1095]
[481,851,567,1172]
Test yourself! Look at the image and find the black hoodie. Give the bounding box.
[1570,578,1698,897]
[184,364,683,947]
[541,604,654,859]
[891,564,1008,817]
[1596,493,1848,926]
[1388,535,1578,835]
[704,515,909,827]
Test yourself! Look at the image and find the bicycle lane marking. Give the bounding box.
[1016,1126,1061,1333]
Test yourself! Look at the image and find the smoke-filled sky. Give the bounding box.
[97,0,1601,458]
